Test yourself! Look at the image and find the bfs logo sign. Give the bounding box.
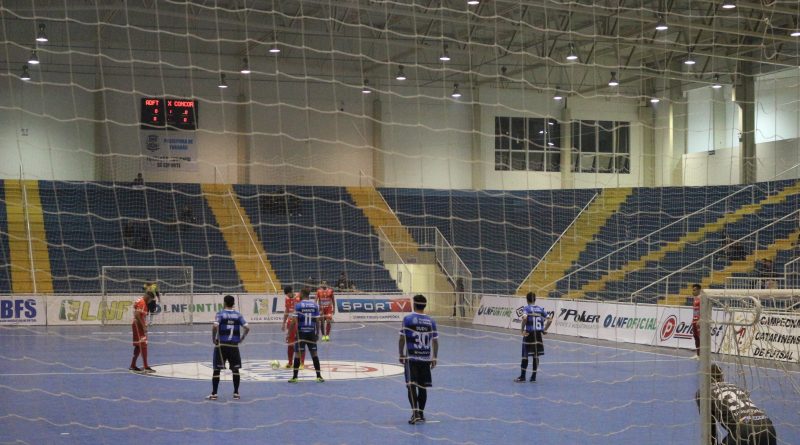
[337,298,411,313]
[0,299,37,319]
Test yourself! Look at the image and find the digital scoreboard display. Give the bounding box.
[140,98,198,130]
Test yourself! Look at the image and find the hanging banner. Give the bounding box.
[141,131,198,171]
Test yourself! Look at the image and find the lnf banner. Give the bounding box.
[472,295,729,352]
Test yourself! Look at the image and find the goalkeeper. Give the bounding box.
[143,282,161,326]
[696,363,776,445]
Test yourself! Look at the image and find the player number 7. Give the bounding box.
[227,321,235,340]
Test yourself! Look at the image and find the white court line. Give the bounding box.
[436,357,689,368]
[440,323,800,375]
[0,371,129,377]
[93,323,367,336]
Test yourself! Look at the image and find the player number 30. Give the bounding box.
[413,332,432,349]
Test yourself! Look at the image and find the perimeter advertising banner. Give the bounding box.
[0,295,46,325]
[238,294,413,323]
[473,295,729,352]
[46,294,225,325]
[718,311,800,363]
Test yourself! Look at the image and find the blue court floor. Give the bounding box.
[1,321,798,445]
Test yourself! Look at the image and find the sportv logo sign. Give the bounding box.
[337,298,411,313]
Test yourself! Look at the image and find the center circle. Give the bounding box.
[146,360,405,382]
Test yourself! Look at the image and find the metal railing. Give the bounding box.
[725,276,786,290]
[630,208,800,304]
[517,191,598,293]
[784,257,800,290]
[376,227,414,293]
[545,183,758,300]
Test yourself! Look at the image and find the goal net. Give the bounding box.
[101,265,193,325]
[699,288,799,445]
[1,0,800,443]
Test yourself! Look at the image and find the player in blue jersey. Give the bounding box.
[288,288,324,383]
[398,294,439,424]
[207,295,250,400]
[515,292,549,383]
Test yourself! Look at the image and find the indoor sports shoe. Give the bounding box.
[288,378,298,383]
[129,366,142,372]
[142,367,156,373]
[206,394,218,400]
[417,413,426,423]
[514,376,526,383]
[284,363,292,368]
[408,414,420,425]
[233,393,240,400]
[316,376,325,383]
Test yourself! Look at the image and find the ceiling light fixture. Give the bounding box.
[711,75,723,89]
[440,44,451,62]
[269,43,281,54]
[240,58,251,74]
[566,43,578,61]
[650,97,660,104]
[20,65,31,81]
[553,87,564,101]
[28,50,39,65]
[36,24,48,43]
[451,83,462,98]
[608,71,619,87]
[362,79,372,94]
[396,65,407,81]
[655,17,669,31]
[218,73,228,88]
[721,0,736,9]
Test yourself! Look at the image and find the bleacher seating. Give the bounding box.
[235,185,399,292]
[380,187,597,294]
[38,181,243,294]
[1,180,796,298]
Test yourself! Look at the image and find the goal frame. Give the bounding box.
[100,265,194,325]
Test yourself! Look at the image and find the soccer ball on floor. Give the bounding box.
[270,360,280,370]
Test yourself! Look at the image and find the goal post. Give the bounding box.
[101,266,194,325]
[698,288,800,445]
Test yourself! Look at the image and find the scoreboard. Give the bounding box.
[140,98,198,130]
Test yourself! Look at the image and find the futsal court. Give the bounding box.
[2,321,798,445]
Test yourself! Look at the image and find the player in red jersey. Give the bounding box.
[282,286,305,368]
[130,290,156,373]
[316,281,335,342]
[691,283,702,358]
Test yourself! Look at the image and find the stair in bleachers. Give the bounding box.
[5,180,53,294]
[664,225,800,305]
[566,180,800,300]
[0,181,12,294]
[517,187,632,296]
[202,183,280,293]
[348,186,420,260]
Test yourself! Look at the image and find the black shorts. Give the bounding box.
[404,360,433,388]
[727,420,776,445]
[147,299,158,313]
[294,331,318,354]
[212,343,242,370]
[521,331,544,357]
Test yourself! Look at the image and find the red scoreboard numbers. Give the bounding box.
[140,98,198,130]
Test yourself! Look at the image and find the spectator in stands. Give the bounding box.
[758,258,777,289]
[728,240,747,261]
[123,221,136,247]
[337,272,350,292]
[133,173,144,187]
[179,205,196,233]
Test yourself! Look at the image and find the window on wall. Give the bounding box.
[571,120,630,173]
[494,117,561,172]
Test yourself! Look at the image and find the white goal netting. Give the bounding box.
[1,0,799,443]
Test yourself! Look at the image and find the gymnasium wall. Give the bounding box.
[1,57,799,188]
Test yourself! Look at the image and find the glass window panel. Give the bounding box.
[571,153,580,172]
[527,151,544,171]
[511,117,526,150]
[617,123,630,153]
[580,121,596,153]
[547,152,561,172]
[495,117,510,150]
[580,153,596,172]
[615,155,630,173]
[495,151,510,171]
[528,118,546,150]
[571,120,581,151]
[598,121,614,153]
[511,151,527,170]
[548,119,561,149]
[597,154,614,172]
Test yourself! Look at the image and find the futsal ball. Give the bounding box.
[270,360,280,370]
